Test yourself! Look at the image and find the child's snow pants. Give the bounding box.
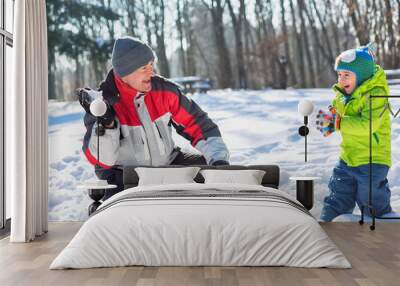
[320,160,392,222]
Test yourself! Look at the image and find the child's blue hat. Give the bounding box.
[334,43,376,86]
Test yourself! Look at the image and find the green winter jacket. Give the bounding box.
[331,65,391,167]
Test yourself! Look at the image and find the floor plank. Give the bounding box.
[0,222,399,286]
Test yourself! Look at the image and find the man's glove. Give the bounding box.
[211,160,230,166]
[315,106,341,137]
[76,87,115,127]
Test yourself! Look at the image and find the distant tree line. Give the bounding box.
[47,0,400,100]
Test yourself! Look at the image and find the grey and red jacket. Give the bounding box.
[82,70,230,168]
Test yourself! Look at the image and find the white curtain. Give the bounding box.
[7,0,48,242]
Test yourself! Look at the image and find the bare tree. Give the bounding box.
[176,0,187,75]
[396,0,400,67]
[289,0,305,87]
[202,0,233,88]
[297,0,316,87]
[226,0,248,88]
[121,0,139,36]
[326,0,341,56]
[101,0,116,41]
[182,0,197,76]
[255,0,268,87]
[242,2,253,86]
[345,0,370,45]
[309,0,335,64]
[265,0,279,87]
[156,0,170,77]
[342,5,353,50]
[383,0,395,68]
[138,0,153,46]
[280,0,296,87]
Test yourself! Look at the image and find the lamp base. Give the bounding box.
[296,180,314,210]
[88,188,105,216]
[88,201,103,216]
[88,188,106,201]
[298,125,309,136]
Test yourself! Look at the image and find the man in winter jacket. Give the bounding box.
[78,36,230,200]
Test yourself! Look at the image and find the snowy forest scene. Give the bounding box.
[47,0,400,221]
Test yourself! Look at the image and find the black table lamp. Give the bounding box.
[89,98,107,165]
[298,100,314,162]
[87,98,108,215]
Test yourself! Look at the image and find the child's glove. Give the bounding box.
[315,106,341,137]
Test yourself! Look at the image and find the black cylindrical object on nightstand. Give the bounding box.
[88,201,102,216]
[296,180,314,210]
[88,189,105,216]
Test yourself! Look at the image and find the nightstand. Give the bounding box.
[78,183,117,215]
[289,176,319,210]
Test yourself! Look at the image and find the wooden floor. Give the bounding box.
[0,222,399,286]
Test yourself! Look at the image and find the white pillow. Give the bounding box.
[200,169,266,185]
[135,167,201,186]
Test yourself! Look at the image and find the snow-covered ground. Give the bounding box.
[48,88,400,221]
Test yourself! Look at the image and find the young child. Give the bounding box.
[316,44,392,222]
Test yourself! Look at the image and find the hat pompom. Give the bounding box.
[366,42,377,55]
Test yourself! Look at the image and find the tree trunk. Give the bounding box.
[226,0,248,89]
[343,10,352,50]
[396,0,400,67]
[289,0,306,87]
[309,0,335,64]
[182,0,196,75]
[255,0,268,87]
[298,0,316,87]
[378,0,387,67]
[326,0,341,56]
[345,0,370,45]
[383,0,395,68]
[56,69,65,101]
[204,0,233,88]
[176,0,187,76]
[154,0,170,77]
[105,0,115,41]
[48,45,57,99]
[193,37,213,79]
[75,55,82,90]
[124,0,138,36]
[305,1,322,85]
[242,1,252,87]
[266,0,279,88]
[280,0,296,87]
[140,0,153,46]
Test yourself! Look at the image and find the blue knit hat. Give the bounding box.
[112,36,155,78]
[334,43,376,86]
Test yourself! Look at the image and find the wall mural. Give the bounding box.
[47,0,400,222]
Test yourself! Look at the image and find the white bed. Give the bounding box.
[50,183,351,269]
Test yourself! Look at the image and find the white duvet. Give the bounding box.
[50,183,351,269]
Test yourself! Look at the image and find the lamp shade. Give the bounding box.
[298,100,314,116]
[90,98,107,117]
